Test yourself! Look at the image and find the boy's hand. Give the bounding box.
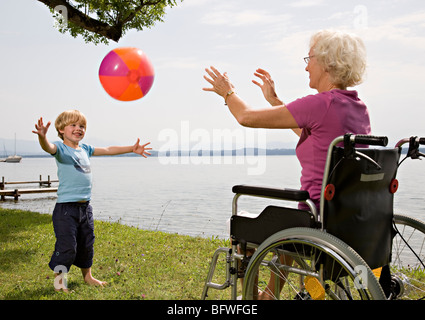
[32,117,57,155]
[132,139,152,158]
[32,117,51,138]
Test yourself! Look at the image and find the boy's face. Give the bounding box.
[60,121,86,145]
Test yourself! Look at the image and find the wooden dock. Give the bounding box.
[0,175,58,200]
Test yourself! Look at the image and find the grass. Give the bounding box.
[0,208,231,300]
[4,207,424,301]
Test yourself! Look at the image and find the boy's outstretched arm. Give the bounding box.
[32,117,57,155]
[93,139,152,158]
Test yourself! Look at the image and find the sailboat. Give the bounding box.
[5,154,22,163]
[3,134,22,163]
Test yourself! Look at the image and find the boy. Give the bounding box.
[32,110,151,291]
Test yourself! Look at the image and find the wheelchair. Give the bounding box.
[390,136,425,300]
[202,134,425,300]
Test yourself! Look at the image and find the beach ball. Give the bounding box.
[99,47,154,101]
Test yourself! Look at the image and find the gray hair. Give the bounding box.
[310,30,367,89]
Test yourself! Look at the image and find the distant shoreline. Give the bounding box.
[4,146,411,159]
[6,148,297,158]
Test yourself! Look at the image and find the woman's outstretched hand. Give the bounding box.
[252,68,283,106]
[203,66,234,98]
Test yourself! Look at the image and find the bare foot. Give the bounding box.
[85,276,107,287]
[258,289,275,300]
[81,267,107,287]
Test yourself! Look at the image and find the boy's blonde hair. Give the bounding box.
[55,109,87,140]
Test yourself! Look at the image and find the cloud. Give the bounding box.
[177,0,214,8]
[156,57,205,70]
[288,0,324,8]
[201,9,291,27]
[358,11,425,51]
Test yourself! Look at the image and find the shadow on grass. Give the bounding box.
[1,279,85,300]
[0,209,52,272]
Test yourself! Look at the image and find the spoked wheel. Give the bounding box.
[391,214,425,300]
[242,228,386,300]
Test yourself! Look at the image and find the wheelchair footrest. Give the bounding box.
[201,247,233,299]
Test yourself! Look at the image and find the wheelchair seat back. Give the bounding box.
[323,146,401,269]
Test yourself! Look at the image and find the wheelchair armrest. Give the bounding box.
[232,185,310,201]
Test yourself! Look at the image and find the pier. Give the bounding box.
[0,175,58,200]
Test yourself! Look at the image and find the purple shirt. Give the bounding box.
[286,89,371,203]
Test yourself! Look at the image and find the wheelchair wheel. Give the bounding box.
[391,214,425,300]
[242,228,386,300]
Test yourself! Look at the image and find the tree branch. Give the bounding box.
[120,0,162,26]
[36,0,178,43]
[37,0,123,41]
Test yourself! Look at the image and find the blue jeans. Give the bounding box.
[49,202,95,272]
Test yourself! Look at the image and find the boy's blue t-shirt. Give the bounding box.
[53,141,95,203]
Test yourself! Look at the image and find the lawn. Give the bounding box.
[0,208,230,300]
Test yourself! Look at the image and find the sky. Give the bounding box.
[1,0,425,154]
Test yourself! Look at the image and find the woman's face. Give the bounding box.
[305,48,329,92]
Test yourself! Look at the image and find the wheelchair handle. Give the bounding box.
[395,137,425,148]
[352,135,388,147]
[395,136,425,160]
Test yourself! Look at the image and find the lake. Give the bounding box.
[1,154,424,239]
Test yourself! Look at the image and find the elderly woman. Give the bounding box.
[203,29,371,210]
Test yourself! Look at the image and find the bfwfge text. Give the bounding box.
[167,304,258,317]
